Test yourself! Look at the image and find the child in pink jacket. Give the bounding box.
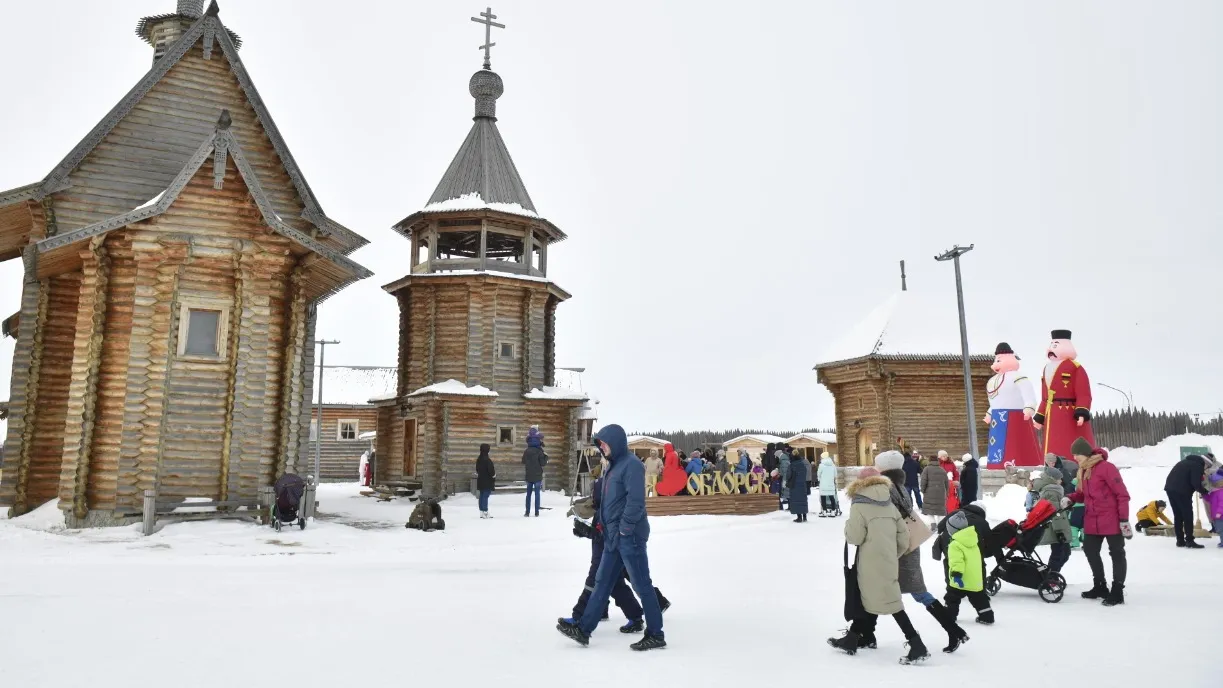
[1206,468,1223,548]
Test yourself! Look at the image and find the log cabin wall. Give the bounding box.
[306,406,380,482]
[25,273,81,508]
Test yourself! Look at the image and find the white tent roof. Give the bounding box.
[627,435,668,446]
[786,432,837,445]
[815,288,994,368]
[312,366,397,405]
[722,433,786,446]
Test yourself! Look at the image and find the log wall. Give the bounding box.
[305,406,379,482]
[26,273,81,507]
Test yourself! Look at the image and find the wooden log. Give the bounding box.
[646,493,779,517]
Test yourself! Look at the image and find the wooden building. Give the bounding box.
[307,366,396,482]
[784,432,836,462]
[373,45,588,498]
[628,435,668,460]
[722,434,786,461]
[815,290,991,466]
[0,2,370,524]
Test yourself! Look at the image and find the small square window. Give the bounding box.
[498,426,515,445]
[499,342,516,359]
[185,309,221,356]
[338,420,359,441]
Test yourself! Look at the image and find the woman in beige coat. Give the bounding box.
[828,472,930,665]
[643,449,663,496]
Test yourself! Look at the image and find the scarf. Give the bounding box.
[1078,454,1104,484]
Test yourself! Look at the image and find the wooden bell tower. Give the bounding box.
[373,8,586,498]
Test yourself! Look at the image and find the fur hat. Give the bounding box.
[1070,437,1093,458]
[947,511,970,536]
[874,450,905,473]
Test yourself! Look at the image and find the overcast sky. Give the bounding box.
[1,1,1221,433]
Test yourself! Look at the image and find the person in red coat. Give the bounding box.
[1032,329,1096,458]
[1065,447,1131,606]
[655,443,689,496]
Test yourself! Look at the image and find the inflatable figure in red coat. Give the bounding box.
[1032,329,1095,458]
[656,442,689,496]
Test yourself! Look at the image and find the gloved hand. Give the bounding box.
[572,518,594,539]
[1120,521,1133,539]
[951,573,964,588]
[1060,497,1072,509]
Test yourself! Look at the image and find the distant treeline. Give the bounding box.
[626,428,836,452]
[1092,409,1222,450]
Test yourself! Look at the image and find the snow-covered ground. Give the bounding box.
[0,442,1218,688]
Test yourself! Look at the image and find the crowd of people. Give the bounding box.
[483,423,1223,658]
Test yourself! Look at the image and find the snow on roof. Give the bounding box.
[421,192,540,220]
[524,386,588,401]
[408,379,499,397]
[627,435,668,446]
[786,432,837,445]
[722,433,787,446]
[312,366,397,405]
[815,289,993,368]
[552,367,599,419]
[135,188,167,211]
[357,431,377,441]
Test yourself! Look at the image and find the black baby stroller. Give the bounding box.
[983,499,1065,603]
[272,473,307,531]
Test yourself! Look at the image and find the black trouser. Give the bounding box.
[1166,490,1195,544]
[1082,533,1126,585]
[850,610,918,639]
[1048,543,1071,572]
[1134,519,1157,532]
[944,587,992,621]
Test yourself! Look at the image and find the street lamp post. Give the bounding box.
[935,244,979,460]
[313,339,340,491]
[1097,383,1133,410]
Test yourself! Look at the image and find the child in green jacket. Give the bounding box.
[943,511,995,625]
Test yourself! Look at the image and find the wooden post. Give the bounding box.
[142,489,156,536]
[260,485,274,524]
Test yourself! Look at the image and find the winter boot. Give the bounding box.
[556,619,589,647]
[1102,582,1125,607]
[899,635,930,665]
[974,609,995,625]
[620,619,644,634]
[827,630,860,656]
[793,516,803,523]
[856,632,878,649]
[630,634,667,651]
[926,601,969,653]
[1081,579,1109,600]
[659,596,671,614]
[1186,540,1205,549]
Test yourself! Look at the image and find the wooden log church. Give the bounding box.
[0,1,371,524]
[372,10,588,498]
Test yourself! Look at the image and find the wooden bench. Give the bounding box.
[140,484,316,535]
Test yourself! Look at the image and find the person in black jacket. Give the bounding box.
[960,456,980,505]
[903,452,923,509]
[1164,454,1210,548]
[476,443,496,519]
[522,427,548,517]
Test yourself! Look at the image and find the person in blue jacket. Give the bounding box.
[559,463,671,632]
[558,424,667,651]
[685,452,704,495]
[903,452,923,509]
[735,449,751,493]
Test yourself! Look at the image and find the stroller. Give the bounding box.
[272,473,307,531]
[982,499,1066,603]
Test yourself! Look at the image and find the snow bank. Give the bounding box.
[11,499,66,532]
[407,379,498,397]
[974,484,1030,525]
[1106,433,1220,468]
[524,386,588,401]
[421,191,539,219]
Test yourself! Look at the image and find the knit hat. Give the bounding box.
[1044,453,1059,465]
[874,450,905,473]
[1045,467,1063,481]
[962,453,973,462]
[1070,437,1093,458]
[947,511,970,535]
[857,466,881,479]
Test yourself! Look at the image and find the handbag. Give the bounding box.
[843,543,865,622]
[1069,504,1086,529]
[904,508,933,553]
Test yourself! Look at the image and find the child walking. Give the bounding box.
[1206,468,1223,548]
[943,511,995,625]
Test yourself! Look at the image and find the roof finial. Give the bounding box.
[178,0,204,18]
[900,259,907,291]
[216,109,232,131]
[471,7,505,70]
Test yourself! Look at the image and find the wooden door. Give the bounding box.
[857,429,873,466]
[403,419,417,477]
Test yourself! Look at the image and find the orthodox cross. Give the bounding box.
[471,7,505,70]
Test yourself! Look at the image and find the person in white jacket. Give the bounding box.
[817,456,841,517]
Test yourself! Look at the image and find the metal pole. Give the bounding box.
[313,340,340,485]
[935,245,979,460]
